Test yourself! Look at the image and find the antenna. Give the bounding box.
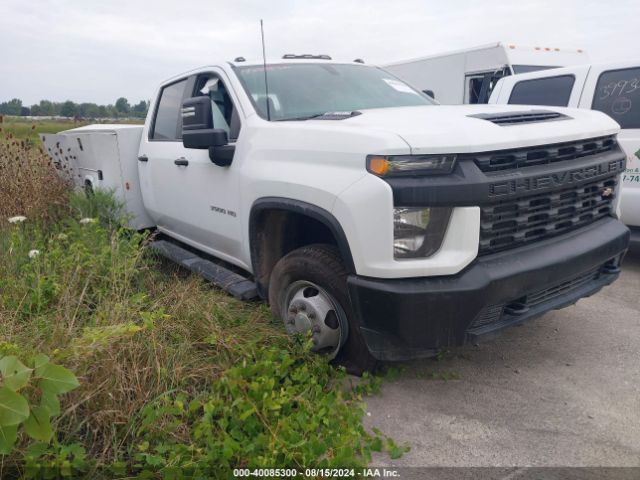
[260,19,271,121]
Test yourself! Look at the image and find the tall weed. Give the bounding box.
[0,119,69,224]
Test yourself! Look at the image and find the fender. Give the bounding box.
[249,197,356,295]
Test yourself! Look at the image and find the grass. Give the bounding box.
[0,118,403,477]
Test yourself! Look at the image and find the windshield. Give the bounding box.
[235,63,435,121]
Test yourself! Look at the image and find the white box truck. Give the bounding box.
[489,60,640,243]
[384,42,589,104]
[42,55,628,373]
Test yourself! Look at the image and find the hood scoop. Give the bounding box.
[468,109,570,126]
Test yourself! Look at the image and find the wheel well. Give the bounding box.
[250,205,354,298]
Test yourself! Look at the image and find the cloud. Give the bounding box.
[0,0,636,105]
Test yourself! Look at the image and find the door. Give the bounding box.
[139,70,247,269]
[581,65,640,227]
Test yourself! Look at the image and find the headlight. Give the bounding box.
[394,207,452,259]
[367,154,456,177]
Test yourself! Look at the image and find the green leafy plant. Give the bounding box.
[128,339,405,477]
[0,354,79,454]
[22,441,88,478]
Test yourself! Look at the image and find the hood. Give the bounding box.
[328,104,620,154]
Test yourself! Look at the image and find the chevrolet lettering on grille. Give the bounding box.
[488,159,625,197]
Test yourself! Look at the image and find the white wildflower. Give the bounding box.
[8,216,27,224]
[79,218,97,224]
[28,249,40,259]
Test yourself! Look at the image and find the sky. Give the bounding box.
[0,0,638,106]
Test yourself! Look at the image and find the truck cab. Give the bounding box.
[43,56,630,373]
[489,60,640,242]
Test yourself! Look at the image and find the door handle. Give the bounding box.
[174,158,189,166]
[137,154,148,162]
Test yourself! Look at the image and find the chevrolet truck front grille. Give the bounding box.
[479,174,618,255]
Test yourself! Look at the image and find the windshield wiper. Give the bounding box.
[275,111,362,121]
[275,113,328,122]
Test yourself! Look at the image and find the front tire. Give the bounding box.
[268,244,378,375]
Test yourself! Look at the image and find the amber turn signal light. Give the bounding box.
[367,156,390,176]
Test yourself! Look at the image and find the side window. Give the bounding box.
[151,79,188,140]
[466,69,509,104]
[508,75,575,107]
[592,67,640,129]
[194,75,242,141]
[466,74,485,104]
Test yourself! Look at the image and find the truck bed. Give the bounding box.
[42,124,154,230]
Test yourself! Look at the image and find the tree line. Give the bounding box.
[0,97,149,119]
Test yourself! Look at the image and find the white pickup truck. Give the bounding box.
[43,56,630,373]
[489,60,640,243]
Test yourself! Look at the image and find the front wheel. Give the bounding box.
[268,244,378,375]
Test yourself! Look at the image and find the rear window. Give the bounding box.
[592,67,640,129]
[151,79,188,140]
[508,75,575,107]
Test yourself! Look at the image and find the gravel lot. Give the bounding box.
[366,245,640,467]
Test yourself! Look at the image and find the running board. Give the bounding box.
[150,240,259,300]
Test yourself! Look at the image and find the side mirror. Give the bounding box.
[181,96,228,149]
[423,90,435,99]
[181,96,235,166]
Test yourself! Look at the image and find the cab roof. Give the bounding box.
[158,57,374,89]
[228,56,367,68]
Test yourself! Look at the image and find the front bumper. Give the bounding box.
[347,217,630,361]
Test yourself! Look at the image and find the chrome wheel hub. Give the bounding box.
[283,281,348,357]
